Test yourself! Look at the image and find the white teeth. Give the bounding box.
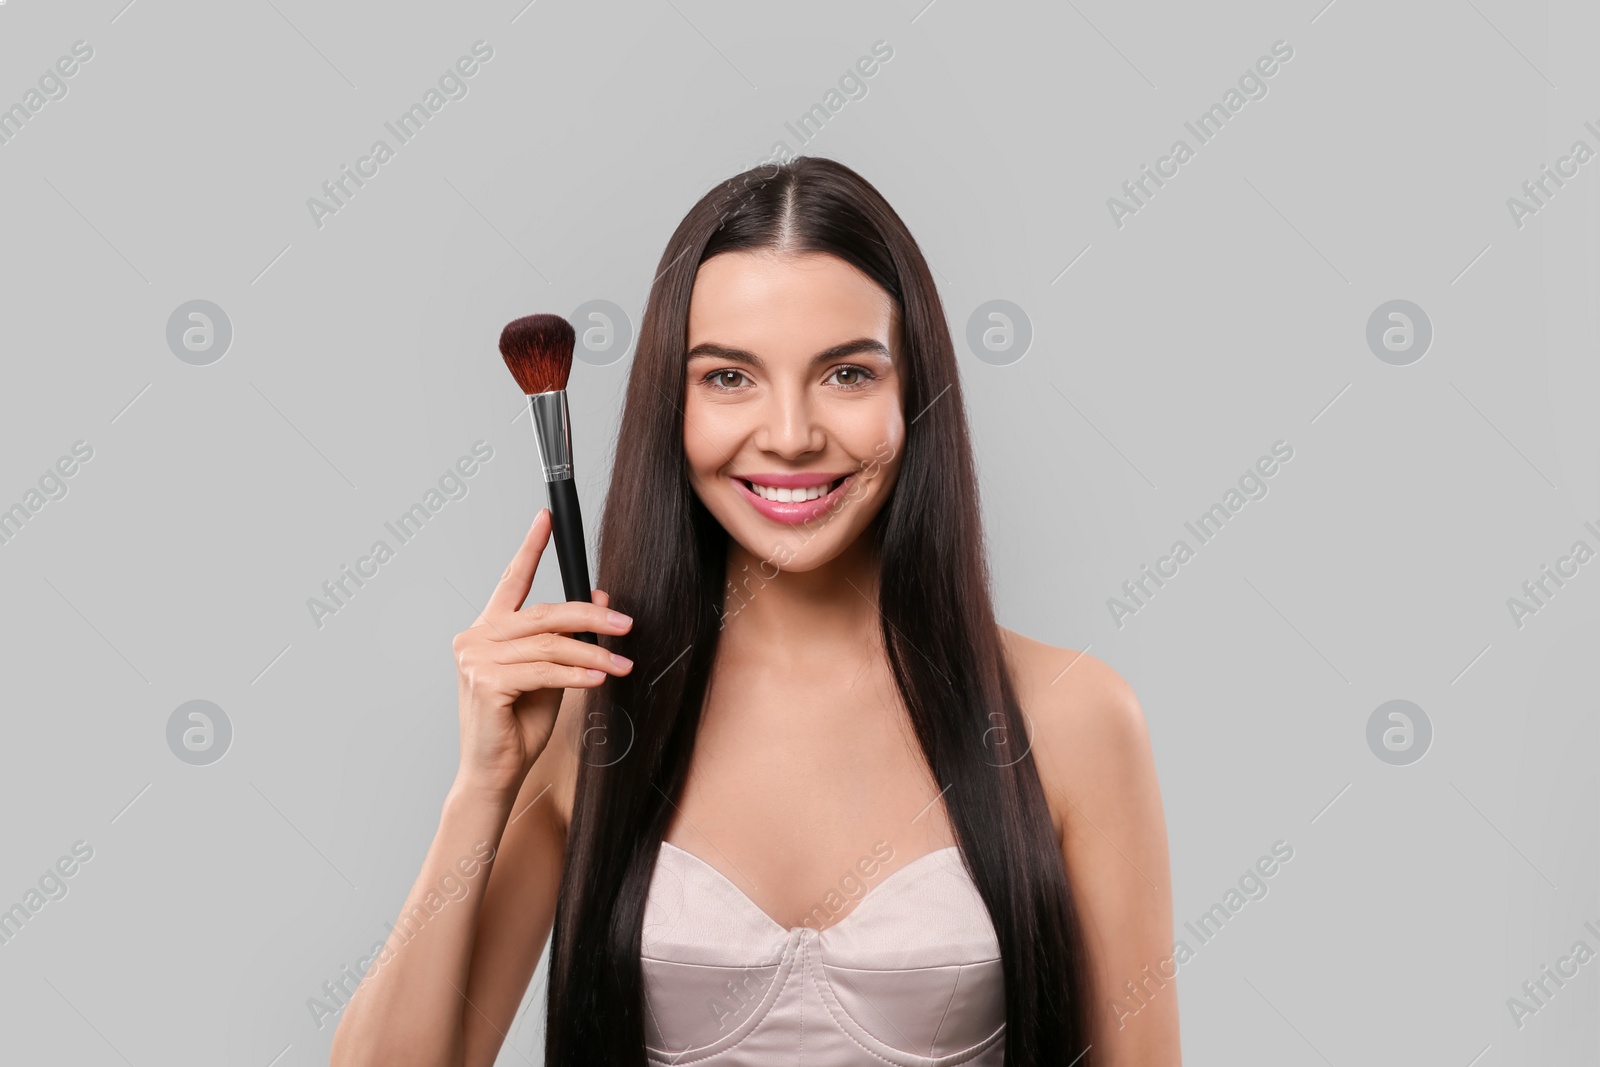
[745,480,835,502]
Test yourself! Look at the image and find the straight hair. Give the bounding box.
[544,155,1093,1065]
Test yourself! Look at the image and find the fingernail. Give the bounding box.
[607,610,633,628]
[611,653,633,669]
[585,668,606,681]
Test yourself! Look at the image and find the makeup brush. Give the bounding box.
[499,313,598,645]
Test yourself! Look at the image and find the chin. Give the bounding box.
[755,535,843,573]
[715,503,878,571]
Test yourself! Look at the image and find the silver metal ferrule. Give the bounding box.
[526,389,574,481]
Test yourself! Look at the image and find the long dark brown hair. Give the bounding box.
[544,156,1093,1065]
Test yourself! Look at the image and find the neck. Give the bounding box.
[715,532,884,658]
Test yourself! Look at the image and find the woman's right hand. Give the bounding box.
[451,507,633,798]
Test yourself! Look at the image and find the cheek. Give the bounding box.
[863,459,902,506]
[856,403,905,469]
[681,402,728,474]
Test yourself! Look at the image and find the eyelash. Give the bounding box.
[700,365,878,392]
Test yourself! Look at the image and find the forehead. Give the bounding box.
[686,251,895,349]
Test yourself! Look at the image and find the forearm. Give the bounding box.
[331,778,516,1067]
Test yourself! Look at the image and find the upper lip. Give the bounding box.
[732,471,851,489]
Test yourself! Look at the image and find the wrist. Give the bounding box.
[446,771,521,816]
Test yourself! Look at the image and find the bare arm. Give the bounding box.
[327,776,520,1065]
[456,693,579,1066]
[330,511,632,1066]
[1019,641,1182,1066]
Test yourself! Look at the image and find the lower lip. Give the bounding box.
[732,475,854,525]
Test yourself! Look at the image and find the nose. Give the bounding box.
[753,382,825,458]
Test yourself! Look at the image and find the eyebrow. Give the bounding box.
[684,337,891,369]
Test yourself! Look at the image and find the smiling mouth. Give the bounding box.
[736,476,848,503]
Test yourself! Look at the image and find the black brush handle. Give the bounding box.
[546,476,597,644]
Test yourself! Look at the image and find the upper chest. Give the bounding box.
[555,636,1068,929]
[659,664,958,929]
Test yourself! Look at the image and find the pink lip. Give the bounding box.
[731,473,855,525]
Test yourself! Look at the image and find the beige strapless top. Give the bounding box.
[640,840,1006,1065]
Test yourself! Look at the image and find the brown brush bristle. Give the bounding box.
[499,313,576,394]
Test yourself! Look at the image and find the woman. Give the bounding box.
[332,156,1179,1066]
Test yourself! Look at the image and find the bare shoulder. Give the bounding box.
[997,627,1156,836]
[998,625,1150,754]
[998,627,1177,1056]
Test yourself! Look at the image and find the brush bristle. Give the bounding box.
[499,314,576,394]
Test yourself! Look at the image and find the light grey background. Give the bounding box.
[0,0,1595,1063]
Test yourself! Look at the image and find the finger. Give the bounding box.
[592,588,610,610]
[497,599,632,641]
[492,630,633,675]
[498,659,612,692]
[482,508,552,621]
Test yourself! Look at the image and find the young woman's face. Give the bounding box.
[683,250,906,573]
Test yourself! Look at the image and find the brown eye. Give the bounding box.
[705,369,747,390]
[828,365,875,389]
